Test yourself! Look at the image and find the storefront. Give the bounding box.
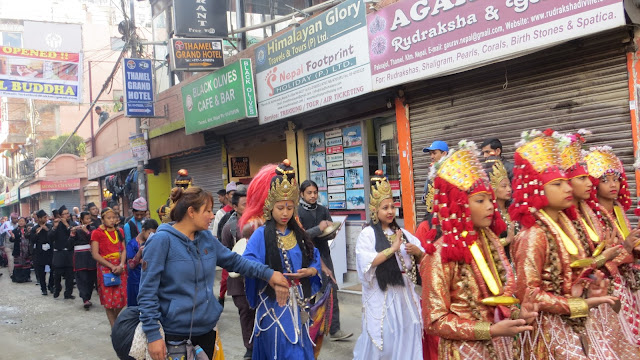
[87,147,138,213]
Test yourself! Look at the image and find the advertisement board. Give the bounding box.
[173,0,228,37]
[123,58,155,117]
[170,38,224,71]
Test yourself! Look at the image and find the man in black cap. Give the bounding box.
[30,210,54,295]
[48,205,75,299]
[87,202,101,229]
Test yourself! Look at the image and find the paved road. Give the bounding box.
[0,268,363,359]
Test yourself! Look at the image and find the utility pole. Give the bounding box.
[128,0,147,202]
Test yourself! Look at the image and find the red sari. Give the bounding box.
[91,228,127,309]
[415,220,440,360]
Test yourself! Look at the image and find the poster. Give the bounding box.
[326,137,343,147]
[231,157,250,177]
[343,125,362,146]
[327,169,345,177]
[367,0,625,91]
[310,171,327,190]
[0,46,82,103]
[327,161,344,170]
[318,191,329,206]
[308,132,325,152]
[326,153,344,162]
[310,152,326,171]
[329,193,346,201]
[329,201,347,210]
[325,129,342,138]
[346,189,366,209]
[256,0,372,123]
[328,185,346,193]
[346,167,364,189]
[327,177,345,185]
[344,146,364,167]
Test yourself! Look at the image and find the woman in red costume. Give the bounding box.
[510,129,617,359]
[421,140,536,359]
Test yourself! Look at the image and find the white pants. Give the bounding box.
[4,245,14,275]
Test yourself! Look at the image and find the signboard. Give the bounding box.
[40,178,81,192]
[173,0,228,38]
[367,0,625,90]
[182,59,258,135]
[0,46,82,103]
[87,149,138,180]
[123,58,155,117]
[255,0,372,124]
[170,38,224,71]
[129,133,149,161]
[24,21,83,53]
[231,157,250,177]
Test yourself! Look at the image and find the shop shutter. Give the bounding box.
[170,135,224,196]
[50,190,82,212]
[407,29,637,219]
[219,120,287,153]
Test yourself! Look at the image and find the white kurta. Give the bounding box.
[353,226,424,360]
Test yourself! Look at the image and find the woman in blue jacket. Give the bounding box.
[138,186,290,360]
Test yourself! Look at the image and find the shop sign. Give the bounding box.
[326,145,343,155]
[182,59,257,135]
[29,183,41,195]
[87,149,138,180]
[20,185,30,198]
[0,46,82,103]
[40,178,81,192]
[368,0,625,90]
[231,157,250,177]
[170,38,224,71]
[8,186,18,204]
[173,0,228,37]
[255,0,372,124]
[123,58,155,117]
[0,193,4,205]
[129,133,149,161]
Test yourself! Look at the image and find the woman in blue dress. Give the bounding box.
[243,159,322,360]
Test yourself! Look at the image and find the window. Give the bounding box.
[1,32,22,48]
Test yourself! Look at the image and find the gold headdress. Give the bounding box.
[559,131,589,178]
[483,158,508,193]
[584,147,623,179]
[263,159,299,220]
[369,170,393,224]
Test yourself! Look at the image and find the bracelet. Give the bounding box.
[568,297,589,318]
[473,321,492,340]
[594,254,607,268]
[382,248,395,258]
[499,237,509,247]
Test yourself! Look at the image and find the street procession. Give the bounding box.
[4,0,640,359]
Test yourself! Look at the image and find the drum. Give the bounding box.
[229,238,248,278]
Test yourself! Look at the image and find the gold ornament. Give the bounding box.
[425,182,435,213]
[369,170,393,224]
[585,148,623,179]
[277,231,297,250]
[263,176,299,220]
[437,146,488,192]
[560,141,583,172]
[485,159,508,193]
[517,135,561,173]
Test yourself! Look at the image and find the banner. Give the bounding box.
[367,0,625,90]
[182,59,257,134]
[255,0,372,124]
[129,133,150,161]
[0,46,82,102]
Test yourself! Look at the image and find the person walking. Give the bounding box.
[30,210,54,295]
[71,211,98,309]
[126,218,158,307]
[124,197,147,244]
[11,217,32,283]
[87,202,101,229]
[49,206,75,299]
[91,207,128,327]
[298,179,352,341]
[1,213,19,277]
[138,186,290,360]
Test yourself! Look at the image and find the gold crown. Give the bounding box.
[486,159,508,192]
[369,170,392,223]
[516,136,560,173]
[560,141,582,171]
[437,147,487,192]
[263,176,299,220]
[585,148,622,179]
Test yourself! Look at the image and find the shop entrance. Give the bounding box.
[372,116,403,224]
[227,139,287,185]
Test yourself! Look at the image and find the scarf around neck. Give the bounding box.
[299,198,317,211]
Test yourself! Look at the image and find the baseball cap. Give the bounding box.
[422,140,449,153]
[226,182,237,193]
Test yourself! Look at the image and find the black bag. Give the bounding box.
[111,306,140,360]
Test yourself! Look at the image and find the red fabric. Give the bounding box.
[90,228,125,257]
[97,258,128,309]
[415,220,431,250]
[422,330,439,360]
[539,167,567,185]
[566,163,589,179]
[222,204,233,212]
[509,152,549,229]
[219,269,228,298]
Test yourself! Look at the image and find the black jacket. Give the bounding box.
[48,221,73,268]
[297,203,333,257]
[29,223,53,265]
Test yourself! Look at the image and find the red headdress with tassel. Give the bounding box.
[584,146,632,216]
[509,129,567,229]
[238,163,279,233]
[425,140,506,263]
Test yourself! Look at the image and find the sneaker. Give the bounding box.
[243,349,253,360]
[330,330,353,341]
[41,290,48,296]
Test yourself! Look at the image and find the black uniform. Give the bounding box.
[297,202,341,335]
[48,222,74,298]
[70,226,97,302]
[29,223,54,294]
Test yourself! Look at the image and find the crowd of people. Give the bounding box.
[5,128,640,360]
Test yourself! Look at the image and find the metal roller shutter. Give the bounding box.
[51,190,82,212]
[220,120,286,153]
[170,134,224,196]
[407,29,637,219]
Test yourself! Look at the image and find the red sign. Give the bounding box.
[326,145,343,155]
[39,178,81,192]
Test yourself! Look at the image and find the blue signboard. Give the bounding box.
[123,58,155,117]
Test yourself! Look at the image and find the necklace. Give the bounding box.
[276,232,313,320]
[278,231,297,250]
[385,231,418,285]
[104,229,118,244]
